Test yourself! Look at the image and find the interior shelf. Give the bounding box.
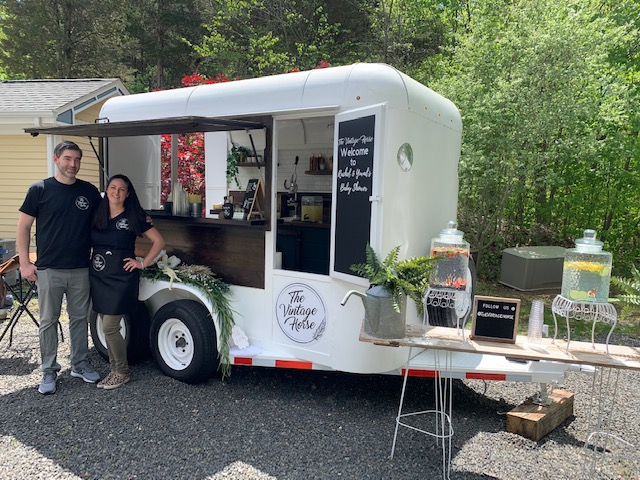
[237,162,266,167]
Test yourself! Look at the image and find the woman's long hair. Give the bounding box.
[92,174,147,236]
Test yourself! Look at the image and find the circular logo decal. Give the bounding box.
[275,283,327,344]
[75,196,90,210]
[116,218,130,230]
[92,254,106,272]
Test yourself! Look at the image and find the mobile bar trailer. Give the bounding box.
[25,63,576,385]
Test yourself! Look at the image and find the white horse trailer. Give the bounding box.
[26,63,574,385]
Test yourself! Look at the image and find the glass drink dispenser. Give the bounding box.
[561,229,612,303]
[429,221,470,290]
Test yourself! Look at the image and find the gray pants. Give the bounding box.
[37,268,91,373]
[102,314,128,374]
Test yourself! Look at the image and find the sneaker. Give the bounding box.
[70,365,101,383]
[101,372,131,390]
[96,372,115,389]
[38,372,57,395]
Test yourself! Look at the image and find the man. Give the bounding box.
[17,141,102,394]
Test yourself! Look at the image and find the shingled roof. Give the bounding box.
[0,78,126,115]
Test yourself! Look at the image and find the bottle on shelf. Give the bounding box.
[223,195,234,219]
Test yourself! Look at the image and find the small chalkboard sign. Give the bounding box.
[470,295,520,344]
[242,178,264,220]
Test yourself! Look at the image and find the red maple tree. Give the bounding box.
[161,62,330,205]
[160,73,230,204]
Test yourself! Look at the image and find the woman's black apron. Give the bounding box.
[90,248,139,315]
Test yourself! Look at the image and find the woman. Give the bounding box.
[90,174,165,390]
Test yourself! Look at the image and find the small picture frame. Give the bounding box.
[470,295,520,344]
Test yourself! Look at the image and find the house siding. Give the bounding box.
[0,79,126,245]
[0,135,46,239]
[0,134,102,242]
[66,135,102,189]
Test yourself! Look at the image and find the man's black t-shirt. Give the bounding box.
[19,177,101,269]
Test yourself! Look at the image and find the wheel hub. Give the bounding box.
[175,335,188,349]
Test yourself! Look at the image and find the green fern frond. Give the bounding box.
[350,244,439,314]
[613,294,640,306]
[611,275,640,295]
[620,304,640,320]
[610,264,640,322]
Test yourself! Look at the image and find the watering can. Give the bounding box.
[341,285,406,339]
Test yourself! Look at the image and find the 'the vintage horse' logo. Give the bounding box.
[116,218,130,230]
[92,254,106,272]
[275,283,327,344]
[75,196,90,210]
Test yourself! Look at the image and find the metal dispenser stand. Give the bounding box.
[389,281,472,480]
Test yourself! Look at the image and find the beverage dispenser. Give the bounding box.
[429,221,470,290]
[561,229,612,303]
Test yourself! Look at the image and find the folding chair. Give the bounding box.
[0,253,40,346]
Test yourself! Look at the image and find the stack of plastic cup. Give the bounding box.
[527,299,544,345]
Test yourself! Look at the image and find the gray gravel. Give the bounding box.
[1,317,639,479]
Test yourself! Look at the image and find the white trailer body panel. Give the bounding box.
[86,63,574,384]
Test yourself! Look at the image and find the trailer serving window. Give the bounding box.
[25,116,270,212]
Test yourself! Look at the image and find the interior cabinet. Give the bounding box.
[276,223,330,275]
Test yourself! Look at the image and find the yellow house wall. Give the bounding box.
[69,103,104,188]
[0,135,47,240]
[0,134,103,240]
[66,135,102,189]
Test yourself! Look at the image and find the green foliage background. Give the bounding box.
[1,0,638,280]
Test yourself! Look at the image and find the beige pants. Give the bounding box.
[102,314,128,374]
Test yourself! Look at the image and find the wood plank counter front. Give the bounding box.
[360,325,640,371]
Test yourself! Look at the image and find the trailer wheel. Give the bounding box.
[426,257,477,328]
[150,300,218,384]
[89,301,151,364]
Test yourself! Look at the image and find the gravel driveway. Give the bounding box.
[1,314,639,479]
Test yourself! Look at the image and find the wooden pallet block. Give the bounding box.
[506,389,574,442]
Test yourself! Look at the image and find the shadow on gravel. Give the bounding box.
[0,354,38,376]
[451,379,583,450]
[0,353,508,480]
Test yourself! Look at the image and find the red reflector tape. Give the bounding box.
[233,357,254,365]
[403,369,439,378]
[275,360,313,370]
[466,372,506,381]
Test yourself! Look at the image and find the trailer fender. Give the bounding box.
[150,299,218,384]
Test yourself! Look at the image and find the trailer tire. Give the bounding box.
[89,301,151,364]
[150,300,218,384]
[426,257,477,328]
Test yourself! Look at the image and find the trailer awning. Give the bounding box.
[24,116,268,137]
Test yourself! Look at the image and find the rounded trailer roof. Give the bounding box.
[100,63,461,131]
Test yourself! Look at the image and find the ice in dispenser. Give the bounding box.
[561,229,612,303]
[429,221,470,290]
[301,196,323,223]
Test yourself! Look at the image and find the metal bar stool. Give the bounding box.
[0,254,39,345]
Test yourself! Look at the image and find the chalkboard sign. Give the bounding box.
[242,178,264,220]
[470,295,521,344]
[333,114,376,275]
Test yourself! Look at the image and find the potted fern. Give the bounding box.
[342,244,439,338]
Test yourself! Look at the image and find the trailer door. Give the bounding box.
[330,104,385,284]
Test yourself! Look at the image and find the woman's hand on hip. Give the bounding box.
[123,257,144,272]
